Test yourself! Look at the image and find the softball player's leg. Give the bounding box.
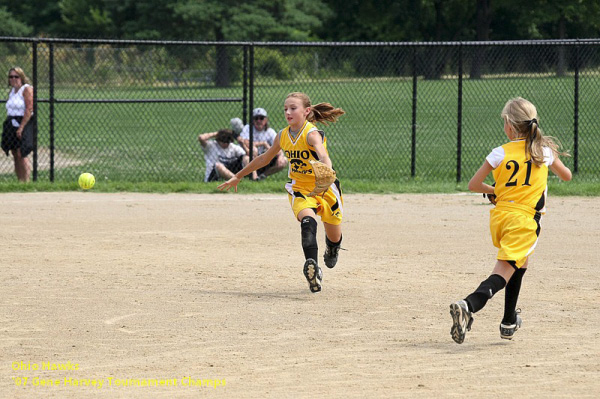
[287,184,323,293]
[493,210,539,339]
[319,181,344,269]
[450,266,509,344]
[323,225,342,269]
[501,259,528,340]
[298,208,322,293]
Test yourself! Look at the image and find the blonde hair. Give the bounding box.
[7,67,30,86]
[286,92,345,125]
[501,97,569,166]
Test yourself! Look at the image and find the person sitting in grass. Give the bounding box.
[198,129,257,182]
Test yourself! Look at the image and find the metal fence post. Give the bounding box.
[457,45,463,183]
[243,45,248,126]
[49,42,55,182]
[32,40,38,181]
[249,44,254,161]
[574,43,579,174]
[411,47,417,178]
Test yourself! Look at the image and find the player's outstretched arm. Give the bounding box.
[218,137,282,192]
[468,160,495,194]
[307,131,331,168]
[550,157,572,181]
[218,176,241,192]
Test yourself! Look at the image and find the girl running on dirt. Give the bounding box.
[218,92,345,293]
[450,97,572,344]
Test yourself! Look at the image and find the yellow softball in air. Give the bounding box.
[78,173,95,190]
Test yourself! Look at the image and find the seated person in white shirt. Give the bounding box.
[237,108,286,179]
[198,129,257,182]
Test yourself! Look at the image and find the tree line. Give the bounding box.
[1,0,599,42]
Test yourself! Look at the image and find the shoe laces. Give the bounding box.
[326,245,345,256]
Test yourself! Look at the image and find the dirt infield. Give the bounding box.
[1,192,599,398]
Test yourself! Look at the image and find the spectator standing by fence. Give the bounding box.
[2,67,34,182]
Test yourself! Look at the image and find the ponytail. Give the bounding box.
[308,103,345,125]
[286,92,345,125]
[502,97,569,167]
[526,120,569,167]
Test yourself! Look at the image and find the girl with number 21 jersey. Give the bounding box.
[450,97,572,344]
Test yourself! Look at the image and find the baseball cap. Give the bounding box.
[230,117,243,135]
[253,108,267,118]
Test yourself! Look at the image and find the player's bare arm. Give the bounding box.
[468,160,495,194]
[218,136,281,192]
[549,157,572,181]
[307,131,331,168]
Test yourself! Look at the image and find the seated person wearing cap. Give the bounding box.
[229,117,244,143]
[237,107,287,179]
[198,129,257,182]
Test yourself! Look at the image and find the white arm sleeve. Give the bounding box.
[485,146,505,169]
[543,147,555,166]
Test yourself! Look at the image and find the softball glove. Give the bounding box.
[308,160,336,197]
[484,193,497,205]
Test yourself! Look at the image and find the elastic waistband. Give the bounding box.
[495,201,537,217]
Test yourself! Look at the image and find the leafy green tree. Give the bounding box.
[0,7,33,36]
[0,1,61,36]
[491,0,600,40]
[57,0,112,37]
[170,0,332,85]
[170,0,331,41]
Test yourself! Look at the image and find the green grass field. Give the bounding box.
[2,74,600,194]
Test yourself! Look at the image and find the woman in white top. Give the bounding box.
[237,107,286,179]
[2,67,34,181]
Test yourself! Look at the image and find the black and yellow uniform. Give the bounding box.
[279,121,343,225]
[486,139,555,267]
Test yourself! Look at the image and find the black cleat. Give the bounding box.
[323,244,340,269]
[450,300,474,344]
[500,310,522,340]
[303,259,322,293]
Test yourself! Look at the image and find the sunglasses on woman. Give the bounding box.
[8,75,19,79]
[254,116,265,121]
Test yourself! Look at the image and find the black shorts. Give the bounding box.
[207,157,244,182]
[2,116,34,157]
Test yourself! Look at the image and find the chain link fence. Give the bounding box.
[1,37,599,184]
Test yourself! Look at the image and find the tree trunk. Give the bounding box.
[557,15,566,77]
[215,28,230,87]
[424,0,445,79]
[470,0,491,79]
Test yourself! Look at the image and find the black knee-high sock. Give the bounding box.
[300,216,318,261]
[326,235,342,248]
[465,274,507,313]
[503,268,526,324]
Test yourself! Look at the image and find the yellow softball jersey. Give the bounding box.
[279,121,328,186]
[487,139,555,213]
